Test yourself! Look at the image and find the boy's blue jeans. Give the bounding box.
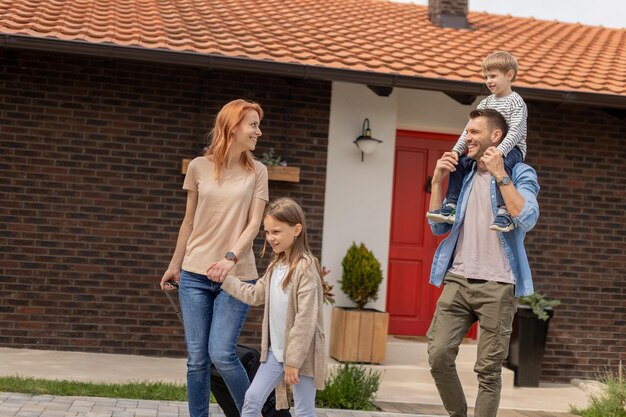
[446,148,523,207]
[179,269,251,417]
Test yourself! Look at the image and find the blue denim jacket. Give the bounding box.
[429,163,540,297]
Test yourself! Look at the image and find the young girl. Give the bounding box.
[208,198,326,417]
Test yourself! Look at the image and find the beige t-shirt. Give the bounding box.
[449,169,515,284]
[181,156,269,280]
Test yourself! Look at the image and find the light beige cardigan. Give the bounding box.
[221,254,326,409]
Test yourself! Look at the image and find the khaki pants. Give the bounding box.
[426,272,516,417]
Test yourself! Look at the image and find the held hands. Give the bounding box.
[206,259,235,282]
[284,365,300,385]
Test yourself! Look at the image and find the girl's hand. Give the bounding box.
[160,268,180,290]
[205,261,218,281]
[284,365,300,385]
[206,259,235,282]
[321,266,330,277]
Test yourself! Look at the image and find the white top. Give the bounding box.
[452,91,528,159]
[449,169,515,284]
[268,263,290,362]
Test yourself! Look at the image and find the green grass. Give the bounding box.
[570,367,626,417]
[0,375,187,401]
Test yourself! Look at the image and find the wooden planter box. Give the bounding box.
[267,165,300,182]
[181,158,192,174]
[329,306,389,364]
[181,159,300,183]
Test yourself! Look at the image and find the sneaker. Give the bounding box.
[490,213,515,232]
[426,205,456,224]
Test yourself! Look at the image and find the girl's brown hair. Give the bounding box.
[262,198,321,290]
[205,99,263,181]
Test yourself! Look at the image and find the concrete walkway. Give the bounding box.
[0,347,595,417]
[1,392,447,417]
[0,392,583,417]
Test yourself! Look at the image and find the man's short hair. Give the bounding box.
[469,108,509,139]
[481,51,519,82]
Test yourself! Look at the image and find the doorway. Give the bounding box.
[387,130,468,336]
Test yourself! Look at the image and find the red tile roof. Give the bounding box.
[1,0,625,97]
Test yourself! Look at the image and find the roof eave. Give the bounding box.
[3,34,626,110]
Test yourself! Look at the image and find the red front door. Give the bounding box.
[387,130,456,336]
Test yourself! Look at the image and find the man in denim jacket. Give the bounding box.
[426,108,540,417]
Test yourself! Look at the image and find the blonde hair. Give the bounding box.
[262,198,321,290]
[206,99,263,181]
[481,51,519,82]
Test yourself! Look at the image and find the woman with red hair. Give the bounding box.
[160,99,269,417]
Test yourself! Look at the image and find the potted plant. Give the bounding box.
[506,291,561,387]
[329,242,389,364]
[260,148,300,183]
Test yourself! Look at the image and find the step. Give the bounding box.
[383,335,479,365]
[327,358,514,404]
[326,334,515,404]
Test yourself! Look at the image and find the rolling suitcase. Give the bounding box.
[210,345,292,417]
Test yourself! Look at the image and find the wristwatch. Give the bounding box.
[496,176,512,186]
[225,252,238,263]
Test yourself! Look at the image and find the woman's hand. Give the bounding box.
[206,259,235,282]
[284,365,300,385]
[160,268,180,290]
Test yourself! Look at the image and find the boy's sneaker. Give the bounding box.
[490,213,515,232]
[426,205,456,224]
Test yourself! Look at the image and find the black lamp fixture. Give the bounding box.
[354,118,383,162]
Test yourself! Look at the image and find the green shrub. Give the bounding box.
[518,291,561,321]
[316,363,381,410]
[340,242,383,309]
[570,367,626,417]
[260,148,281,166]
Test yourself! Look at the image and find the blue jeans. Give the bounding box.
[446,148,523,207]
[179,270,251,417]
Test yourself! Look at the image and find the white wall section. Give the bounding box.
[321,84,483,339]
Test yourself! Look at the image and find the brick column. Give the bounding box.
[428,0,470,29]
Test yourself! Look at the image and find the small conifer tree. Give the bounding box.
[340,242,383,309]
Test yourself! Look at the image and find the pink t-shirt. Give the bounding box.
[449,169,515,284]
[181,156,269,280]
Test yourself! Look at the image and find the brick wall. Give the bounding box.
[525,101,626,381]
[0,50,331,357]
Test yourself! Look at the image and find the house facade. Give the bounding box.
[1,0,624,383]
